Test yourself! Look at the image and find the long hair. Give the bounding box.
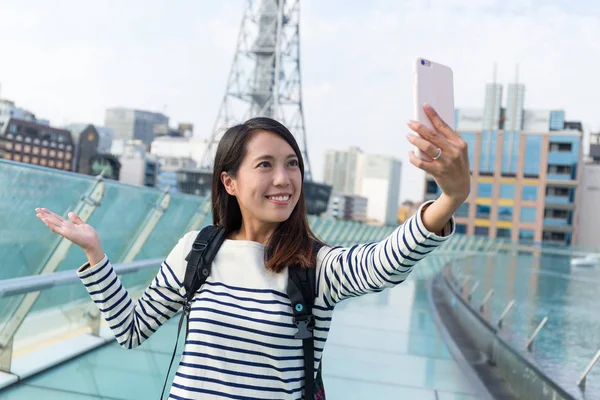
[211,117,324,272]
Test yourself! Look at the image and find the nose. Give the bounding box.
[273,165,290,187]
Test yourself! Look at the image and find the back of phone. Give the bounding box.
[413,58,455,159]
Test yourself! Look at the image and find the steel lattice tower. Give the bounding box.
[200,0,313,181]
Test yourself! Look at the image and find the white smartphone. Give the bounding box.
[412,58,455,160]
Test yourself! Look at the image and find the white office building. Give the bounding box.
[324,147,401,225]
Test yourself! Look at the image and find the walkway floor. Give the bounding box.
[0,256,480,399]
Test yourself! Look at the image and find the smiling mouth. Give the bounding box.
[266,195,291,202]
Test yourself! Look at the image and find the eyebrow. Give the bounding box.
[252,154,298,163]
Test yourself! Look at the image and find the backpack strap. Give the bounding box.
[160,225,226,400]
[287,240,323,400]
[183,225,227,312]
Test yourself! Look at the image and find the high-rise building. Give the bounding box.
[574,133,600,249]
[323,147,362,195]
[104,108,168,147]
[324,148,401,225]
[424,83,583,246]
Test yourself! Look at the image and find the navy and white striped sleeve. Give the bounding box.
[77,231,197,349]
[315,200,455,307]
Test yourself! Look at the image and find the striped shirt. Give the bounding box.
[78,201,454,399]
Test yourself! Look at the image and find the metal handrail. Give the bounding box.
[0,258,163,298]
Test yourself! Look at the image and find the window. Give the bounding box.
[543,231,566,242]
[524,135,542,176]
[519,229,535,243]
[476,205,491,219]
[461,132,476,171]
[498,206,513,221]
[456,224,467,234]
[547,187,569,196]
[23,155,30,163]
[480,131,497,174]
[502,131,520,174]
[426,180,438,195]
[549,142,572,152]
[15,143,22,152]
[520,207,537,223]
[522,185,537,201]
[545,209,568,219]
[475,227,489,236]
[497,228,511,238]
[32,157,38,164]
[24,145,31,153]
[48,160,55,168]
[499,184,515,199]
[455,203,469,218]
[14,154,21,162]
[478,183,493,198]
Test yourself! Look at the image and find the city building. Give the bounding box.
[0,117,75,171]
[323,147,362,194]
[104,108,168,147]
[117,140,159,187]
[326,193,368,221]
[0,99,39,123]
[574,133,600,249]
[425,82,583,246]
[324,147,402,225]
[150,134,208,172]
[65,123,114,154]
[64,124,115,174]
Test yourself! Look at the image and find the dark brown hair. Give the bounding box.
[211,117,324,272]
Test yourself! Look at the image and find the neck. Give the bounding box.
[230,220,278,245]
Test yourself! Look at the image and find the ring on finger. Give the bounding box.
[432,148,442,161]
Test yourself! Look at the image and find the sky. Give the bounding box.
[1,0,599,203]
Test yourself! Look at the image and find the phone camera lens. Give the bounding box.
[421,59,425,66]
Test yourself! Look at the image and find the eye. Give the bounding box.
[288,159,299,167]
[257,161,271,168]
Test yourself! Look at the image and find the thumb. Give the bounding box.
[68,212,84,225]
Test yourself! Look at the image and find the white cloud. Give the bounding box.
[1,0,598,204]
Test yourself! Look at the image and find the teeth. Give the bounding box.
[269,195,289,201]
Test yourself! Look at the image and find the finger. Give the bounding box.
[408,151,440,176]
[407,120,450,151]
[407,134,440,160]
[68,212,84,225]
[423,104,459,141]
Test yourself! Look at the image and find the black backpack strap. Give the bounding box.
[160,225,226,400]
[287,240,323,400]
[183,225,227,311]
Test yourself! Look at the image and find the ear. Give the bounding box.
[220,171,236,196]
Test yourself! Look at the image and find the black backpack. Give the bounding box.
[160,225,324,400]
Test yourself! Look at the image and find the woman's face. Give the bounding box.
[221,130,302,230]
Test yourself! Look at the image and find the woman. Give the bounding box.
[35,104,470,399]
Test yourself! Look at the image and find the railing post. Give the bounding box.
[0,339,13,372]
[479,289,494,313]
[497,299,516,329]
[468,281,480,302]
[577,349,600,392]
[526,316,548,351]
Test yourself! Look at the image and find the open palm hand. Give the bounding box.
[35,208,100,252]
